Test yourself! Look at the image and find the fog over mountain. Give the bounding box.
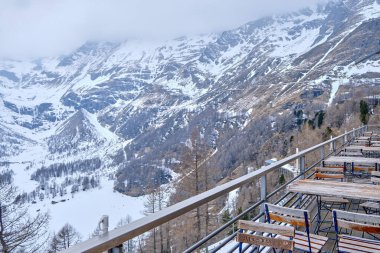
[0,0,327,59]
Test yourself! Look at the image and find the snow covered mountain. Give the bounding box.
[0,0,379,238]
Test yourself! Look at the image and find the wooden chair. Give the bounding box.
[333,209,380,253]
[236,220,295,253]
[265,203,328,253]
[360,171,380,214]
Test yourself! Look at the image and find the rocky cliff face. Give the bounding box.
[0,0,379,195]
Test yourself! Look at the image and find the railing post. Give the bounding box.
[107,245,123,253]
[99,215,109,235]
[98,216,123,253]
[333,140,336,155]
[344,130,347,143]
[295,148,299,174]
[260,174,267,222]
[353,128,356,139]
[330,136,336,154]
[299,155,305,178]
[320,146,325,166]
[297,155,305,208]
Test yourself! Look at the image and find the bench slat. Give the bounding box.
[236,233,294,251]
[237,220,294,237]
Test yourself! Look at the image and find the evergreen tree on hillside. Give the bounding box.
[360,100,369,124]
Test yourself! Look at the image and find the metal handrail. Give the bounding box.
[61,126,366,253]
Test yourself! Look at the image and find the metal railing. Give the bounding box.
[62,125,369,253]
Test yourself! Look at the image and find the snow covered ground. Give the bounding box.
[28,178,147,239]
[1,122,148,241]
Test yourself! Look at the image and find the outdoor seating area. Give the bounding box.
[236,130,380,252]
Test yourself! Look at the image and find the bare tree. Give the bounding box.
[48,223,81,252]
[0,182,49,253]
[144,187,157,253]
[116,215,134,252]
[169,128,213,251]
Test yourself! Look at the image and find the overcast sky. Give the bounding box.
[0,0,328,60]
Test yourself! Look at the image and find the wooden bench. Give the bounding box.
[314,167,345,180]
[236,220,295,253]
[265,203,328,253]
[333,209,380,253]
[314,167,348,205]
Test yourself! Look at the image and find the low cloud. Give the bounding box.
[0,0,327,59]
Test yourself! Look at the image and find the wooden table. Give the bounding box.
[352,140,380,146]
[288,179,380,201]
[364,131,380,136]
[288,179,380,232]
[345,146,380,152]
[324,156,380,168]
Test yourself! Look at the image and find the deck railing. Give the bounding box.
[61,125,370,253]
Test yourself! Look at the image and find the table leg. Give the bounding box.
[316,195,321,234]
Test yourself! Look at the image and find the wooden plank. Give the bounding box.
[363,147,380,151]
[339,246,380,253]
[324,156,380,166]
[340,151,363,157]
[353,167,371,172]
[339,239,380,253]
[269,213,307,227]
[315,173,344,179]
[295,231,328,244]
[359,201,380,209]
[344,146,380,152]
[345,146,365,151]
[237,220,294,237]
[340,235,380,248]
[339,243,380,253]
[292,238,323,253]
[288,179,380,201]
[236,233,294,251]
[321,197,349,203]
[337,219,380,234]
[265,203,307,217]
[315,167,344,173]
[334,209,380,224]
